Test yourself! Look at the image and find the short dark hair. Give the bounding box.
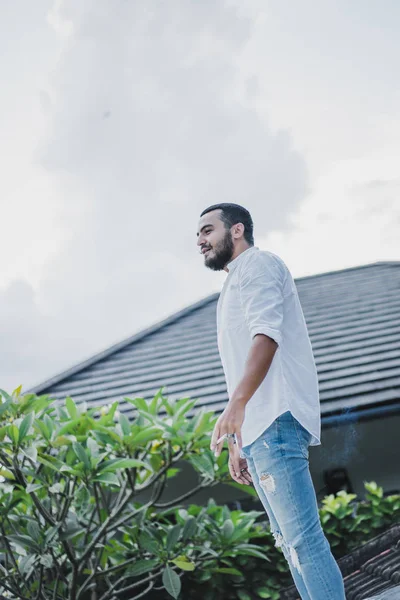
[200,203,254,245]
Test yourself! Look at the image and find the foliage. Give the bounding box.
[0,386,399,600]
[156,481,400,600]
[319,481,400,558]
[168,500,290,600]
[0,385,258,599]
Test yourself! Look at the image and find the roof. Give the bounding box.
[28,260,400,422]
[281,523,400,600]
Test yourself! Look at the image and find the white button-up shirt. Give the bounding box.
[216,246,321,453]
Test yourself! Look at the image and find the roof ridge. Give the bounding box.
[294,260,400,282]
[27,292,219,395]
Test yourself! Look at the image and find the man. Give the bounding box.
[197,203,346,599]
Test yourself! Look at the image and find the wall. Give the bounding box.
[136,412,400,511]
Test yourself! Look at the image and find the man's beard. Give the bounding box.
[204,230,234,271]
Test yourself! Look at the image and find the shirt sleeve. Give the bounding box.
[238,256,284,346]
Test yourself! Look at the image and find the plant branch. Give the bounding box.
[153,481,206,508]
[98,566,164,600]
[10,456,78,567]
[136,450,184,493]
[131,581,155,599]
[0,578,31,600]
[0,522,25,597]
[77,485,136,574]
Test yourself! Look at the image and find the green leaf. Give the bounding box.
[256,587,273,598]
[98,457,148,472]
[166,468,181,479]
[189,452,215,479]
[72,441,90,470]
[37,454,64,472]
[172,555,195,571]
[66,396,78,419]
[12,384,23,397]
[124,396,149,412]
[57,417,83,436]
[214,567,242,576]
[126,558,159,577]
[166,524,181,552]
[173,399,197,423]
[49,482,63,494]
[75,486,91,513]
[7,534,39,553]
[31,395,52,415]
[93,472,120,486]
[27,521,41,542]
[19,411,35,443]
[237,544,270,561]
[44,525,61,545]
[39,553,53,568]
[0,397,12,418]
[0,468,15,480]
[34,418,50,440]
[119,412,131,436]
[43,414,54,438]
[162,565,181,599]
[161,396,175,417]
[222,519,234,540]
[149,389,164,414]
[0,389,13,402]
[60,524,86,541]
[23,445,38,462]
[19,554,37,577]
[26,482,43,493]
[7,424,19,445]
[131,426,163,446]
[237,591,252,600]
[182,516,197,542]
[138,530,158,554]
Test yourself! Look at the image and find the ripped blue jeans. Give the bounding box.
[241,410,346,600]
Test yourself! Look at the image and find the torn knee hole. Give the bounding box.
[289,545,301,574]
[259,472,276,493]
[272,530,284,549]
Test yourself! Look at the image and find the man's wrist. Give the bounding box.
[229,394,248,408]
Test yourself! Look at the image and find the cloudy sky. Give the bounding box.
[1,0,399,393]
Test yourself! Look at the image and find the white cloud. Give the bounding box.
[1,0,308,392]
[1,0,399,393]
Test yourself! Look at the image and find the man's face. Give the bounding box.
[197,210,234,271]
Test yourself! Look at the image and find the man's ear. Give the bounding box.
[233,222,245,239]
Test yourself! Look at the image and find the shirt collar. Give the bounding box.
[226,246,259,275]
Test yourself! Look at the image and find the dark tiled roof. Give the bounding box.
[281,524,400,600]
[28,261,400,420]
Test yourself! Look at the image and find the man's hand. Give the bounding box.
[210,401,246,479]
[228,451,253,486]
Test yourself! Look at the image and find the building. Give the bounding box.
[281,524,400,600]
[28,260,400,505]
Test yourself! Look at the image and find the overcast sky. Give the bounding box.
[1,0,399,393]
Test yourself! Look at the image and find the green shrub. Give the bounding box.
[319,481,400,558]
[0,386,399,600]
[0,386,262,599]
[167,501,290,600]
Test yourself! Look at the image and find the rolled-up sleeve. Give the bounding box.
[238,258,284,346]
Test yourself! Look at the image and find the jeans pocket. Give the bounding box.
[293,417,311,460]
